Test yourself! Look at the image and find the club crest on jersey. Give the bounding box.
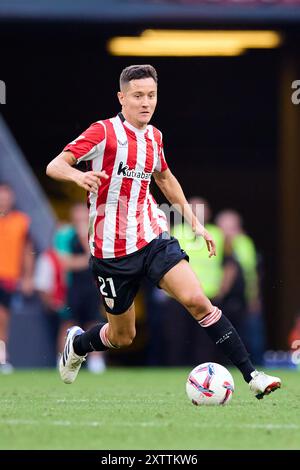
[105,298,114,309]
[117,162,151,181]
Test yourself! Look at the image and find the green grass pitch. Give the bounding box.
[0,368,299,450]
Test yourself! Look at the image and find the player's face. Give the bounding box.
[118,77,157,129]
[217,214,241,238]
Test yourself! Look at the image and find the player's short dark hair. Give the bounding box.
[119,64,158,89]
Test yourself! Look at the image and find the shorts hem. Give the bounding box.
[103,302,134,316]
[155,252,189,288]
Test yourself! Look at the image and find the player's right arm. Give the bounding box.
[46,151,108,194]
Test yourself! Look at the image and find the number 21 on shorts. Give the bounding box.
[97,276,117,298]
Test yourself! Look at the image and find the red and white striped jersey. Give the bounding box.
[63,113,169,259]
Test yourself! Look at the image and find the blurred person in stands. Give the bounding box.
[0,183,34,373]
[173,197,224,302]
[216,209,265,365]
[57,203,106,373]
[34,226,67,363]
[288,314,300,352]
[35,204,106,373]
[46,64,280,398]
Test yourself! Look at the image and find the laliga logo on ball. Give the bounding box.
[186,362,234,406]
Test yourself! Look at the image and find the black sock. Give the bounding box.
[202,314,255,383]
[73,323,108,356]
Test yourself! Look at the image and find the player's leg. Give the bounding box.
[59,303,136,384]
[59,254,140,384]
[158,260,213,320]
[73,302,136,355]
[105,303,136,347]
[84,320,107,374]
[158,259,281,399]
[72,285,106,373]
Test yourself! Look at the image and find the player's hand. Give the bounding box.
[191,218,217,258]
[203,229,217,258]
[76,170,109,194]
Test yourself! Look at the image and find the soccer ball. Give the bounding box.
[186,362,234,406]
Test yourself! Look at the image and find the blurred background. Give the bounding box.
[1,0,300,372]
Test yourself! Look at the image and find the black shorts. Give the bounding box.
[90,232,188,315]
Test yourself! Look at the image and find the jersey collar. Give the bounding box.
[117,112,149,136]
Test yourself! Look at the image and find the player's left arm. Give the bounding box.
[154,168,216,257]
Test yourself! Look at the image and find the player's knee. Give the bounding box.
[185,292,210,316]
[110,327,136,348]
[117,337,134,347]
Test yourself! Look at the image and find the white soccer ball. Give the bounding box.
[186,362,234,406]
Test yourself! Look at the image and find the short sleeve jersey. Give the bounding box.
[63,114,169,258]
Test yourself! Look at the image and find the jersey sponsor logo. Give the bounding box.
[117,162,151,181]
[117,139,128,147]
[104,298,114,309]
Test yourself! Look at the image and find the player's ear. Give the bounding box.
[117,91,124,106]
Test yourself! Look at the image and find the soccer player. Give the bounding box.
[46,64,281,399]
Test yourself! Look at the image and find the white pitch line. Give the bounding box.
[55,399,90,403]
[0,419,299,430]
[53,399,167,403]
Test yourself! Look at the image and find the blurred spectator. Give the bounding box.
[288,314,300,350]
[173,197,224,301]
[215,211,259,307]
[0,183,34,373]
[216,209,265,365]
[54,203,106,373]
[213,224,247,340]
[34,235,67,360]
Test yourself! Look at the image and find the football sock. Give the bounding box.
[73,323,118,355]
[199,307,255,383]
